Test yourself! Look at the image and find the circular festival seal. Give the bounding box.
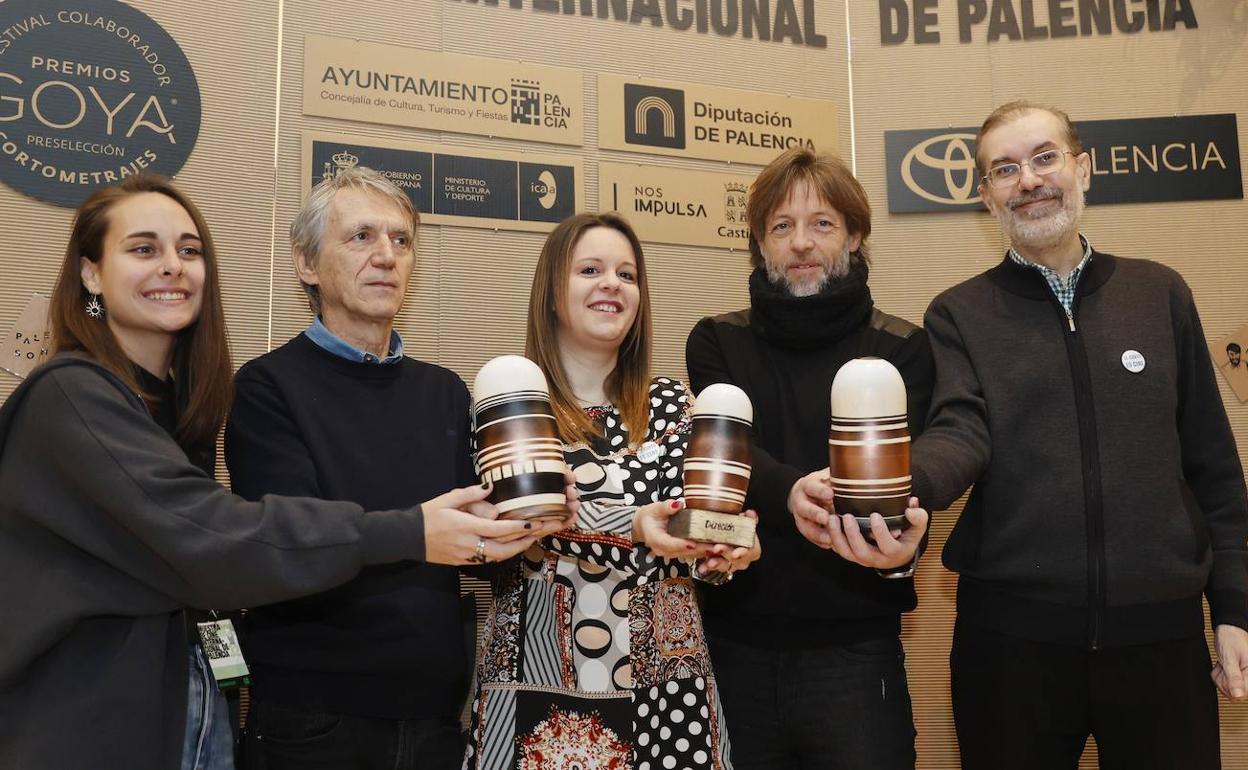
[0,0,201,207]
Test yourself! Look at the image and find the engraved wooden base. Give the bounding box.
[668,508,757,548]
[499,502,570,522]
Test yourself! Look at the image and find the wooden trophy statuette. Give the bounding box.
[473,355,569,521]
[828,357,911,535]
[669,383,757,548]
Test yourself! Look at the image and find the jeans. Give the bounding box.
[242,698,464,770]
[708,632,917,770]
[181,645,237,770]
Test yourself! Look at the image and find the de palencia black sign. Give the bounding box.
[885,113,1242,214]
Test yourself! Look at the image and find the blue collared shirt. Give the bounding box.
[304,316,404,365]
[1008,235,1094,315]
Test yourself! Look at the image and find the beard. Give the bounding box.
[997,183,1085,251]
[765,246,853,298]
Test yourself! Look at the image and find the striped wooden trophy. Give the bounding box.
[669,383,757,547]
[828,357,911,534]
[473,355,569,521]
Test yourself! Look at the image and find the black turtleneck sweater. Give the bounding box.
[685,262,935,647]
[224,333,476,718]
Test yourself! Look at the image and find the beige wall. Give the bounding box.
[1,1,1245,767]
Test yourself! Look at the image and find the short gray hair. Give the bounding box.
[291,166,420,314]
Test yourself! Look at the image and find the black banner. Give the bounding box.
[885,114,1242,214]
[310,140,576,226]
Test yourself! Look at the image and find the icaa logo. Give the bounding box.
[900,133,980,205]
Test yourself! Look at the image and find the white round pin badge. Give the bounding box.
[1121,350,1146,373]
[637,441,664,464]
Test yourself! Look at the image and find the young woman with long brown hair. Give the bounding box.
[0,175,555,770]
[465,212,761,770]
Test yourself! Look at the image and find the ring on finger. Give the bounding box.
[471,536,488,564]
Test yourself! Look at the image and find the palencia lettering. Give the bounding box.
[880,0,1198,44]
[449,0,828,49]
[543,93,569,128]
[693,124,814,149]
[1089,141,1226,175]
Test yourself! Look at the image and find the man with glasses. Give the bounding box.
[909,101,1248,768]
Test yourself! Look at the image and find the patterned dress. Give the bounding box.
[465,378,733,770]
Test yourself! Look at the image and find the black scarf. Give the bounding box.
[747,259,874,350]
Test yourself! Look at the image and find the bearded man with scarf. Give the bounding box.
[685,147,935,770]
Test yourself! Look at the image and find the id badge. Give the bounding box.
[195,619,250,690]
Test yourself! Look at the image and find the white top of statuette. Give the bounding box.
[829,357,907,418]
[693,383,753,424]
[473,355,549,402]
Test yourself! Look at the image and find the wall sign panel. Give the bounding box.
[599,161,754,250]
[303,34,583,146]
[885,114,1242,213]
[598,74,838,165]
[304,132,581,233]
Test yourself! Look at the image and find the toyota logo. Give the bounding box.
[900,133,981,205]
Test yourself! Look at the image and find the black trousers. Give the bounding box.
[241,698,464,770]
[950,620,1220,770]
[708,632,917,770]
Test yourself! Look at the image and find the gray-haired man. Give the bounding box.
[225,168,565,769]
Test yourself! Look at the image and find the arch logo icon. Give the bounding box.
[624,83,686,150]
[885,127,984,213]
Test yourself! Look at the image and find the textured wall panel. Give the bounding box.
[275,1,851,385]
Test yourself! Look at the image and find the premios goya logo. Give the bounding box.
[0,0,201,207]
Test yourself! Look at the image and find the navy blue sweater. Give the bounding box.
[225,333,476,718]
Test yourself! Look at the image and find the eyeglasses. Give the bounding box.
[983,149,1073,189]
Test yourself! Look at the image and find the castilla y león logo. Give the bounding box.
[0,0,202,207]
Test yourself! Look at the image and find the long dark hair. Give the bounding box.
[525,212,653,449]
[50,175,233,449]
